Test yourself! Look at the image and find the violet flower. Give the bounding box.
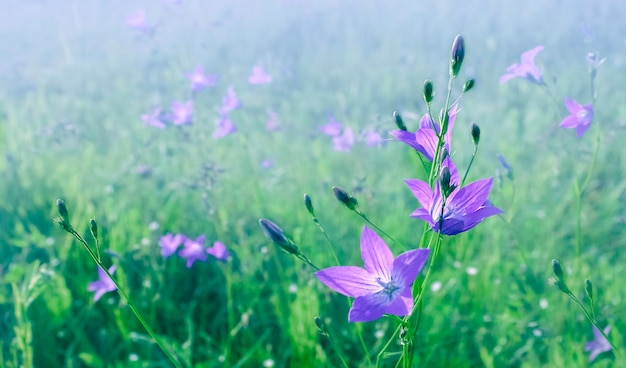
[125,9,152,34]
[320,116,342,136]
[179,235,207,268]
[363,130,384,146]
[315,226,430,322]
[559,98,594,137]
[207,241,230,262]
[87,265,117,301]
[333,127,355,152]
[585,325,612,362]
[159,233,186,258]
[405,176,502,236]
[248,65,272,84]
[499,46,545,85]
[219,87,241,115]
[213,114,237,139]
[141,108,166,129]
[185,65,218,92]
[170,100,193,125]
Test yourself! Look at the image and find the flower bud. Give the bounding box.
[585,279,593,300]
[393,111,407,131]
[89,218,98,240]
[57,199,70,224]
[259,218,299,255]
[470,123,480,146]
[314,316,325,332]
[332,186,358,211]
[552,259,570,294]
[439,166,456,198]
[304,193,315,217]
[462,79,475,93]
[450,35,465,78]
[423,79,434,104]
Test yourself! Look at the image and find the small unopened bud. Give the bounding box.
[259,218,299,255]
[332,186,358,211]
[552,259,570,293]
[314,316,325,333]
[450,35,465,78]
[423,79,434,104]
[399,326,408,345]
[470,123,480,146]
[439,167,456,198]
[304,194,315,217]
[585,279,593,300]
[57,199,70,224]
[463,79,475,93]
[89,218,98,240]
[441,147,450,161]
[393,111,407,131]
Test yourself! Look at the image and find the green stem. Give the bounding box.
[566,291,619,357]
[68,229,182,367]
[313,218,341,266]
[461,145,478,187]
[357,211,407,251]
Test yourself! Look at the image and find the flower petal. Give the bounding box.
[559,115,579,128]
[382,287,413,317]
[360,226,394,279]
[348,293,388,322]
[564,98,582,114]
[315,266,379,297]
[449,177,494,213]
[390,129,420,152]
[414,128,438,161]
[405,179,433,210]
[392,248,430,287]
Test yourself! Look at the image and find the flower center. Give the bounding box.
[376,277,400,300]
[577,109,588,120]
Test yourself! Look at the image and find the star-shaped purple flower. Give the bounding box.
[315,226,430,322]
[559,98,594,137]
[141,108,166,129]
[585,325,612,362]
[179,235,207,268]
[320,116,342,136]
[207,241,230,262]
[185,65,218,92]
[499,46,545,84]
[87,265,117,301]
[213,114,237,139]
[170,100,193,125]
[159,233,186,258]
[405,175,502,236]
[219,87,242,115]
[248,65,272,84]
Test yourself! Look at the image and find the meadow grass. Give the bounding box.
[1,0,626,367]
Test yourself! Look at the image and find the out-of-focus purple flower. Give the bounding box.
[219,87,241,115]
[320,116,342,136]
[261,159,274,169]
[87,265,117,301]
[125,9,152,33]
[141,108,166,129]
[587,53,605,70]
[405,175,502,236]
[362,129,384,146]
[185,65,218,92]
[390,105,458,161]
[207,241,230,261]
[333,127,355,152]
[559,98,594,137]
[159,233,186,258]
[248,65,272,84]
[585,325,612,362]
[315,226,430,322]
[136,164,152,177]
[499,46,545,85]
[213,114,237,139]
[170,100,193,125]
[179,235,207,268]
[496,154,513,180]
[267,111,280,131]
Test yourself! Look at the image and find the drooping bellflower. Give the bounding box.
[315,226,430,322]
[499,46,545,84]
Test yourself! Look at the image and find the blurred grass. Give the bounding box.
[1,0,625,367]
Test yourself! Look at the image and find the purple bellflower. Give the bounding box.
[170,100,193,125]
[405,175,501,236]
[185,65,218,92]
[585,325,612,362]
[219,87,241,115]
[213,114,237,139]
[315,226,430,322]
[248,65,272,84]
[207,241,230,262]
[390,105,458,161]
[499,46,545,84]
[159,233,186,258]
[141,108,166,129]
[333,127,355,152]
[87,265,117,301]
[179,235,208,268]
[320,116,342,136]
[559,98,594,137]
[363,129,384,146]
